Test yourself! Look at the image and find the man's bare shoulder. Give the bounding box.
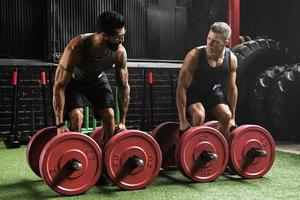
[182,48,200,71]
[187,48,200,60]
[65,35,83,52]
[115,44,126,55]
[58,35,84,69]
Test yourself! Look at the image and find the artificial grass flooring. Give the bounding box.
[0,141,300,200]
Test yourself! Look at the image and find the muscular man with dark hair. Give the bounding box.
[53,11,130,146]
[177,22,238,138]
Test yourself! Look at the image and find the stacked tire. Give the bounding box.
[231,39,290,124]
[248,65,288,132]
[231,38,300,141]
[248,64,300,140]
[267,64,300,140]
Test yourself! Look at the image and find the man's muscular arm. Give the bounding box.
[176,49,198,131]
[115,45,130,129]
[226,52,238,121]
[53,36,83,133]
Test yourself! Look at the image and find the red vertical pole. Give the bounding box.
[40,70,48,126]
[148,72,153,85]
[227,0,240,47]
[41,71,46,86]
[12,71,18,86]
[148,71,154,131]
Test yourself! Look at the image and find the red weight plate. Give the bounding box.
[228,125,275,179]
[152,122,180,170]
[39,132,102,196]
[176,126,229,182]
[105,130,162,190]
[90,126,104,146]
[26,126,57,177]
[202,120,219,130]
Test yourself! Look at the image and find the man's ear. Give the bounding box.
[224,39,230,46]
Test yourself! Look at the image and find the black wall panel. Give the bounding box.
[1,0,228,60]
[0,0,46,59]
[240,0,300,55]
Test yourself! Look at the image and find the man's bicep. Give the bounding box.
[55,38,82,88]
[59,37,83,72]
[116,63,128,84]
[115,45,127,68]
[54,66,73,87]
[179,67,192,90]
[179,52,197,89]
[228,71,236,85]
[117,66,129,87]
[227,69,237,90]
[227,53,238,87]
[230,52,238,72]
[115,47,129,85]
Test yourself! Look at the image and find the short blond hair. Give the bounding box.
[210,22,231,40]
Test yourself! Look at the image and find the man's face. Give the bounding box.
[107,27,126,51]
[206,30,229,54]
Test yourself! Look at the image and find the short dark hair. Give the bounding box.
[96,11,125,36]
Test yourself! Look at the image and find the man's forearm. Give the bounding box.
[53,85,66,125]
[227,87,238,119]
[176,87,188,123]
[118,85,130,124]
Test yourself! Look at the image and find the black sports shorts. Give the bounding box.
[64,73,114,119]
[186,87,227,112]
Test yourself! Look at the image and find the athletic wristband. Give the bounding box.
[56,122,65,128]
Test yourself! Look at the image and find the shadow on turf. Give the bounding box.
[0,178,117,199]
[156,170,259,186]
[158,170,192,184]
[221,172,272,184]
[0,179,61,198]
[91,170,195,194]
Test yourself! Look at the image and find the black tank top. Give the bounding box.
[187,46,232,94]
[73,33,116,82]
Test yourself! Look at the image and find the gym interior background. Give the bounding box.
[1,0,300,199]
[1,0,300,140]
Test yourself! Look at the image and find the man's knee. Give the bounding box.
[99,108,115,122]
[70,109,83,123]
[219,110,232,125]
[192,110,205,126]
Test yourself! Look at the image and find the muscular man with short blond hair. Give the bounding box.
[177,22,238,137]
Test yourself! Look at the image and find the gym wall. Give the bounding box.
[0,64,180,136]
[0,0,227,60]
[240,0,300,56]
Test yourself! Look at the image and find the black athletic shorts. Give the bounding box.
[64,73,114,119]
[186,86,227,113]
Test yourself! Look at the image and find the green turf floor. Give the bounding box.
[0,141,300,200]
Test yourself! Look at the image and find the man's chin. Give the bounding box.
[207,47,221,54]
[206,48,216,54]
